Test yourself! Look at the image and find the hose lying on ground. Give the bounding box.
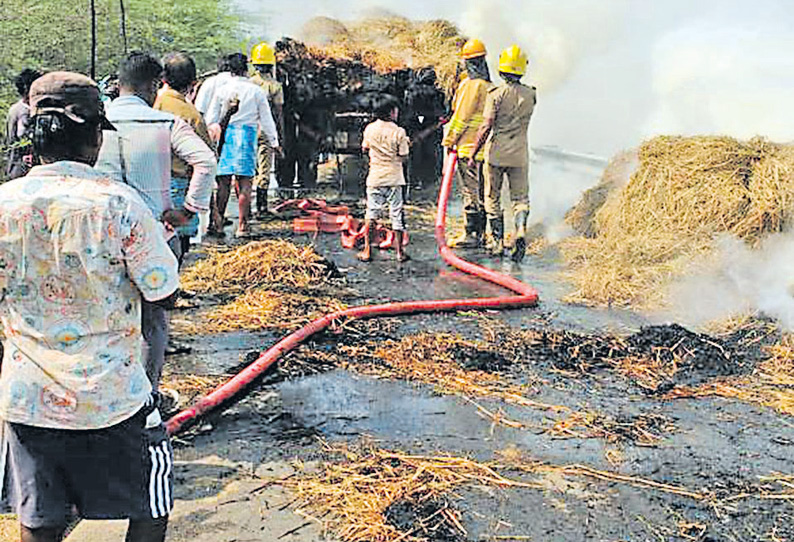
[166,151,539,435]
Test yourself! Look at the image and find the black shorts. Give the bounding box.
[5,401,173,529]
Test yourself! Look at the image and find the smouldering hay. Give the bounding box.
[561,136,794,307]
[301,16,465,95]
[286,444,794,542]
[180,240,330,294]
[670,334,794,416]
[284,446,539,542]
[178,289,347,334]
[340,334,549,411]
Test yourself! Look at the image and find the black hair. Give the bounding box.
[465,56,491,82]
[162,52,197,93]
[118,51,163,90]
[374,97,399,121]
[217,55,231,72]
[255,64,274,77]
[500,72,523,84]
[15,69,42,98]
[226,53,248,77]
[31,113,100,162]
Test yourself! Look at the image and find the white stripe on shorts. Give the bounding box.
[148,444,171,518]
[160,441,173,514]
[148,445,160,518]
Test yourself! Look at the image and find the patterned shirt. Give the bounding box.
[0,161,179,430]
[95,95,216,220]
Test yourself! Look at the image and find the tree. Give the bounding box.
[0,0,243,131]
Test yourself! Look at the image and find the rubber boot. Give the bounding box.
[451,211,482,248]
[256,187,268,218]
[487,217,505,257]
[511,210,529,263]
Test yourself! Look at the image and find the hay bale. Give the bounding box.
[566,150,637,238]
[299,16,350,45]
[306,16,465,95]
[562,136,794,307]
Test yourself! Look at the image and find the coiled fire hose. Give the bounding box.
[166,151,539,435]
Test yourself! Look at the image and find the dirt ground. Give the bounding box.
[7,156,794,542]
[154,174,793,541]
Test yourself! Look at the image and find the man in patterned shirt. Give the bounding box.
[0,72,179,542]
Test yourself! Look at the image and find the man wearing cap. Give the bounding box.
[95,51,216,391]
[471,45,537,262]
[442,38,493,249]
[0,72,179,542]
[250,41,285,217]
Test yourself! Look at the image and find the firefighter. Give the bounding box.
[470,45,536,262]
[250,41,285,216]
[441,38,493,248]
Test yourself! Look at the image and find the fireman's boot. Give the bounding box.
[451,211,483,248]
[511,210,529,263]
[487,216,505,257]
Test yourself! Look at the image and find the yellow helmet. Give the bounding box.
[251,41,276,65]
[460,38,487,60]
[498,44,528,76]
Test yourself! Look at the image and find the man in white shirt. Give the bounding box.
[205,53,280,237]
[194,55,233,118]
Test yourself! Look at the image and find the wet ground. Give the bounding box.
[156,155,794,542]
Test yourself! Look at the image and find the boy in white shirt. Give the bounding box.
[358,98,411,263]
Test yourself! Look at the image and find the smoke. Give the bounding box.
[459,0,629,93]
[660,234,794,330]
[645,22,794,142]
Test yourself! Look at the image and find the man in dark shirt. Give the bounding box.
[4,68,42,180]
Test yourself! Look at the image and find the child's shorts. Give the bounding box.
[365,186,405,231]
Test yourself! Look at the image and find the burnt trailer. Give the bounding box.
[274,38,447,194]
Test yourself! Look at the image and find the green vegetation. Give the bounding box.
[0,0,244,133]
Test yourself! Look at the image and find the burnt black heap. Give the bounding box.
[384,495,466,542]
[522,323,769,392]
[273,38,447,189]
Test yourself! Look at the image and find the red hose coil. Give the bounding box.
[166,151,539,435]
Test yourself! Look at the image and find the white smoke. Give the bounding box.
[459,0,629,93]
[645,22,794,142]
[660,234,794,330]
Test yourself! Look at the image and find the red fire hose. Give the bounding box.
[165,152,539,435]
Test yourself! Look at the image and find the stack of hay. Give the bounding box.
[178,240,344,333]
[562,136,794,307]
[299,15,465,95]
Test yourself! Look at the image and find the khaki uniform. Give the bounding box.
[482,82,536,220]
[442,77,492,215]
[251,72,284,189]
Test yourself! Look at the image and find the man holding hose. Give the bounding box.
[442,38,493,249]
[471,45,536,262]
